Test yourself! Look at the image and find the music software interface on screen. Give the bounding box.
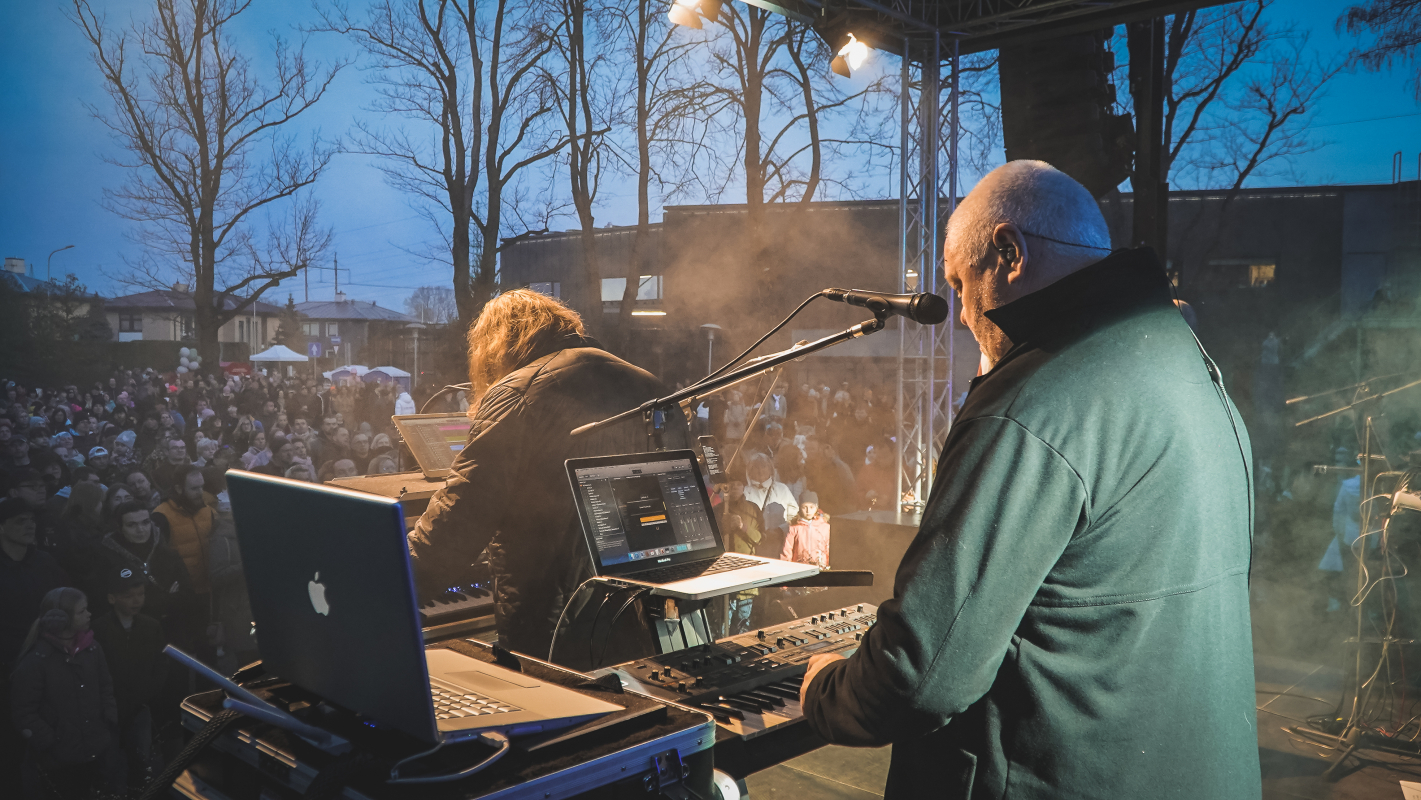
[575,459,717,567]
[410,419,470,471]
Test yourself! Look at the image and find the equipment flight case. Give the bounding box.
[171,639,716,800]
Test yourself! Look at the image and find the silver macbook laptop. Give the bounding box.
[392,413,473,479]
[565,451,818,600]
[227,470,622,744]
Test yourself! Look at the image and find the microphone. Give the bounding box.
[823,289,950,325]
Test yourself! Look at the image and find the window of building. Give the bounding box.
[1249,263,1275,287]
[1199,260,1276,290]
[326,322,339,337]
[118,314,142,332]
[527,282,561,298]
[302,322,320,337]
[237,319,246,342]
[601,275,663,302]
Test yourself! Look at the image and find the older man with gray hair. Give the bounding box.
[800,161,1259,798]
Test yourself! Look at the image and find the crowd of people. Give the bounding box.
[0,354,911,795]
[0,367,422,798]
[690,378,900,633]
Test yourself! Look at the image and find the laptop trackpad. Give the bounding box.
[446,670,542,692]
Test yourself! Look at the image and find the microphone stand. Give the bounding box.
[1294,375,1421,775]
[572,312,890,449]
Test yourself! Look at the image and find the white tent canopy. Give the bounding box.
[369,366,410,378]
[250,345,309,362]
[324,365,370,379]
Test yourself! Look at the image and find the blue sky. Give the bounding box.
[0,0,1416,309]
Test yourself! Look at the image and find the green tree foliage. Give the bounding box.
[271,294,307,355]
[0,275,113,386]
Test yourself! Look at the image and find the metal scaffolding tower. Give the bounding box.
[895,30,960,510]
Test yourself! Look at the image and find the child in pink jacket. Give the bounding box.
[781,491,830,567]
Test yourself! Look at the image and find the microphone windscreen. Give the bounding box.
[911,293,951,325]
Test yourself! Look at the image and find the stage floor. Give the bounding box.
[744,652,1421,799]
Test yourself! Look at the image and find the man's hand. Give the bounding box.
[800,653,846,708]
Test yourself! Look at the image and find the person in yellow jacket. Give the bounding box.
[152,467,215,597]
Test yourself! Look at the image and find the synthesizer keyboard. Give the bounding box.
[419,585,495,640]
[598,603,878,740]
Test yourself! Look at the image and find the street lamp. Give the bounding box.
[47,245,75,282]
[700,323,722,375]
[406,322,427,387]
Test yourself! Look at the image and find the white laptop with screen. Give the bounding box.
[565,450,817,600]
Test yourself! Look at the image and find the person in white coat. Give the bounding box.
[394,391,416,415]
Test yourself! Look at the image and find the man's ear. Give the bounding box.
[991,223,1029,285]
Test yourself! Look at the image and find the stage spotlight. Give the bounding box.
[669,0,701,29]
[700,0,722,22]
[831,33,870,78]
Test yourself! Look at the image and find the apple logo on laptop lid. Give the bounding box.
[308,572,331,616]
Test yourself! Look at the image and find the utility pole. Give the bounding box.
[1128,18,1168,259]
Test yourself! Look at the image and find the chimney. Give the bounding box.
[172,282,189,293]
[336,291,348,303]
[3,257,26,275]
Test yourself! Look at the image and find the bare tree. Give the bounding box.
[1118,0,1341,191]
[404,284,458,323]
[700,5,892,318]
[317,0,568,328]
[1198,32,1340,194]
[1158,3,1268,181]
[602,0,718,346]
[1341,0,1421,101]
[544,0,613,333]
[70,0,342,372]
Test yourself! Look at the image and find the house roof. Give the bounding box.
[295,299,418,323]
[1,271,104,297]
[106,289,281,314]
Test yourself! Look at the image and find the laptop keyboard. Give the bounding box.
[430,684,520,720]
[634,554,761,585]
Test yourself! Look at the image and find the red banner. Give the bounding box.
[221,361,254,377]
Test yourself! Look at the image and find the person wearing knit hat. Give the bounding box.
[92,564,167,778]
[782,491,830,568]
[10,586,126,797]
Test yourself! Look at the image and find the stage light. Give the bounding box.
[669,0,701,29]
[831,33,870,78]
[701,0,722,22]
[632,310,668,316]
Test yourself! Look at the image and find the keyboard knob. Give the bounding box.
[857,604,864,612]
[677,681,687,692]
[855,632,863,641]
[649,671,659,680]
[757,630,766,639]
[776,638,786,648]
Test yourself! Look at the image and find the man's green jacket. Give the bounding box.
[804,248,1260,798]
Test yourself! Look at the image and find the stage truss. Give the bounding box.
[894,28,959,509]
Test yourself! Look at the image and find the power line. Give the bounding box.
[1313,111,1421,129]
[331,214,425,235]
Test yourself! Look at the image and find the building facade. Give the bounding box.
[294,294,420,369]
[104,289,280,351]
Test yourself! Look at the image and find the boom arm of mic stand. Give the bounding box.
[571,314,889,438]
